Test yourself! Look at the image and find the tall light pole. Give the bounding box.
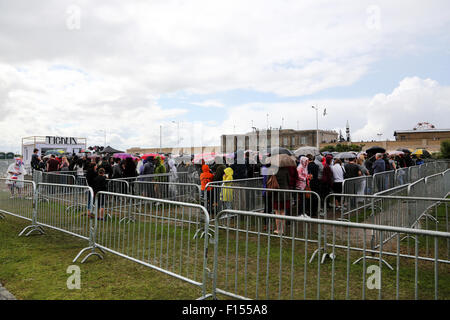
[311,106,319,149]
[172,121,180,147]
[159,125,162,153]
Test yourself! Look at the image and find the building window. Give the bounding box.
[283,137,288,146]
[300,136,306,145]
[291,136,296,145]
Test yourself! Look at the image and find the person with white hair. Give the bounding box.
[168,158,178,199]
[372,153,386,192]
[6,157,27,198]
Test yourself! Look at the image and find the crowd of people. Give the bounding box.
[22,147,426,226]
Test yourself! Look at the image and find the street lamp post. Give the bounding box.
[172,121,180,147]
[159,125,162,153]
[311,106,319,149]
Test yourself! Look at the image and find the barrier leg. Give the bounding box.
[18,224,45,237]
[73,246,103,264]
[353,256,394,271]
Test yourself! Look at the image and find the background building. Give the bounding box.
[221,129,338,153]
[22,136,87,165]
[393,128,450,142]
[127,146,221,155]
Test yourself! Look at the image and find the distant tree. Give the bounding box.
[320,145,336,153]
[440,140,450,159]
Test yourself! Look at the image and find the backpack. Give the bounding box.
[267,174,280,190]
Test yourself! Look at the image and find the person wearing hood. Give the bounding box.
[142,157,155,175]
[168,158,178,199]
[212,156,227,214]
[296,156,309,217]
[153,156,166,199]
[154,156,166,175]
[321,154,334,208]
[200,164,214,214]
[6,157,27,198]
[231,150,247,180]
[220,167,234,210]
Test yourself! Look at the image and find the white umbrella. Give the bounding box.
[294,146,320,157]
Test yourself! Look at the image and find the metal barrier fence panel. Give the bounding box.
[0,178,35,222]
[322,194,449,264]
[408,178,426,198]
[425,173,445,199]
[342,175,373,195]
[204,183,321,222]
[41,172,76,185]
[117,172,200,185]
[93,192,211,299]
[372,170,396,194]
[444,170,450,196]
[409,166,421,183]
[374,184,409,197]
[130,181,201,204]
[212,210,450,300]
[35,183,94,241]
[107,179,129,194]
[394,168,410,186]
[75,175,87,186]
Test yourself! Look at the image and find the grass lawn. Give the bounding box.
[0,215,209,300]
[1,190,449,301]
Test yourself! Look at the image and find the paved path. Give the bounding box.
[0,283,16,300]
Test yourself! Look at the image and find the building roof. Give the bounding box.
[394,129,450,135]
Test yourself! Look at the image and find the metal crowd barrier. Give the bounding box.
[372,170,396,194]
[342,162,449,196]
[9,182,101,262]
[117,171,200,185]
[0,178,36,230]
[204,177,264,217]
[409,165,421,182]
[425,173,446,198]
[212,210,450,300]
[91,192,212,299]
[342,175,373,195]
[321,194,449,269]
[41,172,76,185]
[394,167,409,186]
[130,181,201,204]
[203,184,322,240]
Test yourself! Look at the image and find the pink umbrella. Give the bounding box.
[112,153,134,160]
[193,152,217,164]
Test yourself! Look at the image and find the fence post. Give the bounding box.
[18,181,45,237]
[72,188,104,263]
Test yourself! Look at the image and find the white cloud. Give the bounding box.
[195,77,450,146]
[190,100,224,108]
[0,1,449,153]
[353,77,450,140]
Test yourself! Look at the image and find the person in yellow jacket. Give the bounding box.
[220,167,234,210]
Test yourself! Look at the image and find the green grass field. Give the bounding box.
[1,190,449,300]
[0,215,209,300]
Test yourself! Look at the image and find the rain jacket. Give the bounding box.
[296,156,309,190]
[154,157,166,174]
[221,167,234,202]
[6,159,27,188]
[154,157,166,182]
[200,165,214,191]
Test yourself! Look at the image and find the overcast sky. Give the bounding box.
[1,0,450,153]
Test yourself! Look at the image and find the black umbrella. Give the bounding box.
[270,147,294,156]
[396,148,412,154]
[366,146,386,154]
[101,146,125,154]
